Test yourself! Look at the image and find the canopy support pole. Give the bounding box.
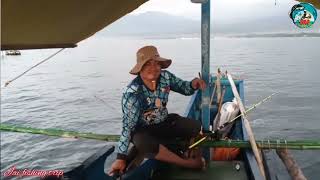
[201,0,211,162]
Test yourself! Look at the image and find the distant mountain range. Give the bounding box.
[97,12,320,37]
[228,32,320,38]
[98,12,199,37]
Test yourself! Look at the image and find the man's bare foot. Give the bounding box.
[184,157,206,169]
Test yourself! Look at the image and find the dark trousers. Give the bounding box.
[132,113,201,158]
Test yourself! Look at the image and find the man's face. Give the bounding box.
[140,59,161,81]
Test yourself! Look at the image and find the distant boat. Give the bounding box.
[5,50,21,56]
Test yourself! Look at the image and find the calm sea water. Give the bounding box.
[1,36,320,179]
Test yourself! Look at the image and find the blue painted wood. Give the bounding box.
[62,145,115,180]
[239,80,264,180]
[201,0,211,132]
[183,90,199,118]
[122,159,161,180]
[201,0,211,162]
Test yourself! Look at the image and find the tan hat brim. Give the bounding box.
[129,57,172,75]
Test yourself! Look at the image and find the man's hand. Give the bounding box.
[191,78,206,90]
[108,159,126,176]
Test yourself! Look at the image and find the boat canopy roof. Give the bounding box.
[1,0,148,50]
[299,0,320,9]
[1,0,318,50]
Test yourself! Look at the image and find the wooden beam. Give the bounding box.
[276,149,307,180]
[227,73,266,179]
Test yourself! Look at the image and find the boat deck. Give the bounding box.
[153,161,248,180]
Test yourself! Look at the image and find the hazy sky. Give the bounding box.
[132,0,307,22]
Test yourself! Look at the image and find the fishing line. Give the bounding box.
[2,48,65,89]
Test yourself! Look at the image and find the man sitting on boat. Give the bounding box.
[109,45,206,175]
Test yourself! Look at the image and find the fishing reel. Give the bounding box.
[202,130,221,140]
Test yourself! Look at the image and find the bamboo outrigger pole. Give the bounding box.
[202,139,320,150]
[0,123,119,141]
[227,73,266,179]
[1,123,320,150]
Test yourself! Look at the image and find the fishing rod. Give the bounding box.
[189,92,279,149]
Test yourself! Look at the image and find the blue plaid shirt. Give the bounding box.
[117,70,196,157]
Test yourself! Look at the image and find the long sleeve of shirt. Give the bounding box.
[116,90,141,159]
[166,71,196,96]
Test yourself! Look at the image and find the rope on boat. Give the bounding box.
[2,48,65,89]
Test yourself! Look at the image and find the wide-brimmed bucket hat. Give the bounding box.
[130,46,172,75]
